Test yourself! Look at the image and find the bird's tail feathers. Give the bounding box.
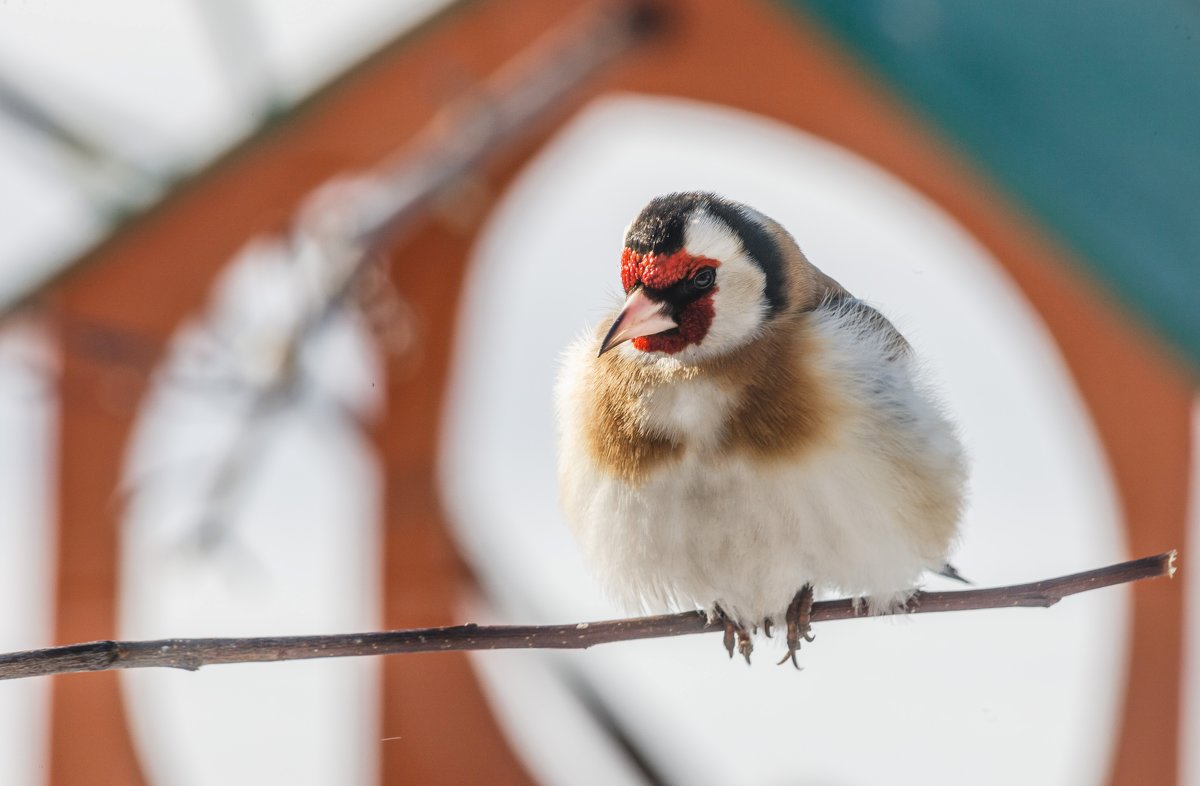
[936,563,972,585]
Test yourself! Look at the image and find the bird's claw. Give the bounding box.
[737,628,753,665]
[777,584,815,670]
[714,604,753,664]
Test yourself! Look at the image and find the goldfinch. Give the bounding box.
[555,192,967,665]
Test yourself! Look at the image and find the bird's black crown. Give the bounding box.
[624,192,789,315]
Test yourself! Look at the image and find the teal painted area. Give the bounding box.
[787,0,1200,370]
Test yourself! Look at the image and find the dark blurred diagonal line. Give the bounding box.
[179,1,664,552]
[0,74,102,162]
[0,72,163,205]
[564,671,671,786]
[347,1,664,252]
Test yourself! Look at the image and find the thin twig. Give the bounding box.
[0,551,1176,681]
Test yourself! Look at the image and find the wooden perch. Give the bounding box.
[0,551,1175,681]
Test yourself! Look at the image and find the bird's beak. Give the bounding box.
[598,287,677,356]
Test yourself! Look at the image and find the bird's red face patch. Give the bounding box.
[621,248,699,291]
[619,247,719,354]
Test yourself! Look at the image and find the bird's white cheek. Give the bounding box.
[699,274,767,357]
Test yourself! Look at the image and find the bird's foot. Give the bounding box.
[776,584,815,670]
[713,603,753,665]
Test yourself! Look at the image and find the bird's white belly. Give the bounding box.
[572,442,942,625]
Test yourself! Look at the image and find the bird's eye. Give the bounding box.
[692,267,716,290]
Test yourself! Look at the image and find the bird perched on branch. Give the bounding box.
[555,192,967,666]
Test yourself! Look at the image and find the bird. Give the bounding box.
[554,192,967,666]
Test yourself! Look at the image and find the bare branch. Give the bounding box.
[0,551,1175,681]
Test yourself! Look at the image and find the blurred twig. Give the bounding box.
[168,1,664,550]
[0,551,1175,681]
[0,71,163,208]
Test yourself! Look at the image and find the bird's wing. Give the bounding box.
[820,294,911,361]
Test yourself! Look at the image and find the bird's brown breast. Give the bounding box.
[582,349,686,486]
[583,314,837,485]
[709,319,837,460]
